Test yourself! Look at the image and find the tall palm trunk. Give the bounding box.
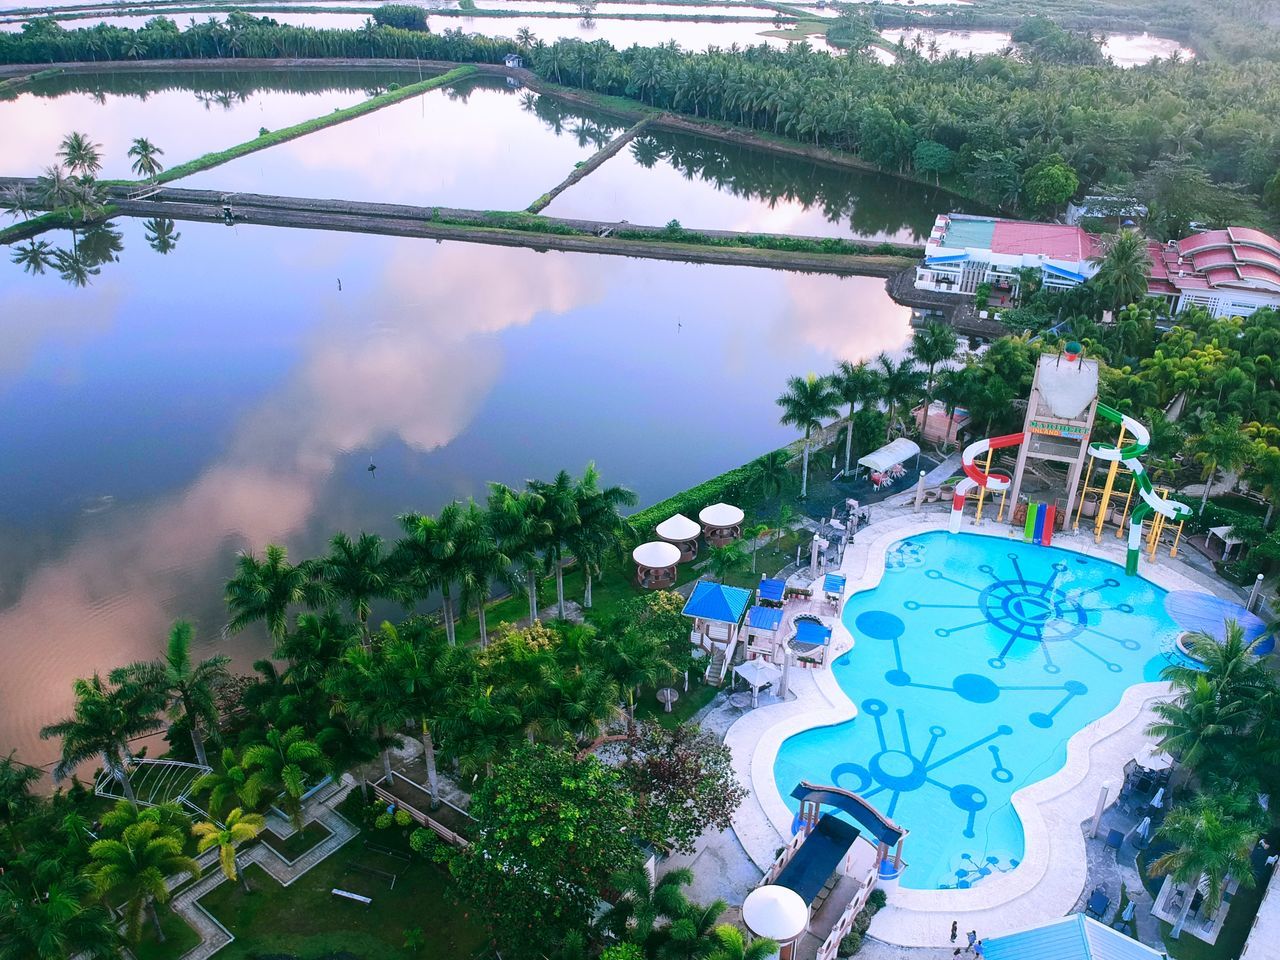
[1199,464,1216,514]
[526,569,539,622]
[477,598,489,649]
[584,568,593,608]
[114,753,139,808]
[800,433,812,498]
[149,901,166,942]
[190,724,208,768]
[382,746,394,783]
[236,851,252,893]
[843,412,855,475]
[1171,880,1198,938]
[420,723,439,798]
[441,586,457,646]
[555,546,567,619]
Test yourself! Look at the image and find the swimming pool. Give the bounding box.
[772,531,1183,891]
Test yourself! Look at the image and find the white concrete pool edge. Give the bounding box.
[725,510,1226,946]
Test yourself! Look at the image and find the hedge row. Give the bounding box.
[627,451,781,536]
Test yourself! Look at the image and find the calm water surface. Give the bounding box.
[1,69,423,179]
[880,28,1193,65]
[0,216,912,767]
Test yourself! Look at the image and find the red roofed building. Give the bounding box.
[917,214,1280,319]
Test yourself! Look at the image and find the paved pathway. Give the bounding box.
[165,777,359,960]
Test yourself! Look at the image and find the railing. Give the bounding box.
[370,783,469,847]
[704,637,737,685]
[816,861,880,960]
[762,829,807,884]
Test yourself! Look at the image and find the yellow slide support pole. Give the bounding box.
[997,489,1008,524]
[1170,520,1184,558]
[1094,423,1127,543]
[1116,478,1136,539]
[1075,457,1096,530]
[975,448,994,522]
[1148,511,1165,560]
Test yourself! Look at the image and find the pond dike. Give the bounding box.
[0,178,919,277]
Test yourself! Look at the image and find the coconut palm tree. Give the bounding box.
[0,861,119,959]
[39,674,164,807]
[747,449,793,508]
[1190,415,1251,514]
[320,531,392,645]
[193,807,264,891]
[705,542,748,583]
[325,628,410,781]
[1147,674,1251,773]
[88,819,199,943]
[527,470,581,620]
[36,164,75,210]
[395,503,466,646]
[454,499,513,648]
[910,320,959,402]
[1090,229,1153,309]
[1150,795,1260,938]
[830,360,882,476]
[569,463,636,609]
[10,239,56,275]
[600,628,667,718]
[127,137,165,179]
[488,483,551,621]
[1,183,33,222]
[144,217,181,254]
[225,544,326,642]
[874,352,926,441]
[602,864,694,945]
[0,752,41,853]
[58,132,103,179]
[387,630,456,799]
[110,620,230,767]
[708,924,777,960]
[1162,619,1269,701]
[655,898,729,960]
[240,726,325,831]
[776,373,841,498]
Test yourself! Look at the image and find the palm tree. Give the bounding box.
[144,217,181,254]
[1147,674,1251,773]
[127,137,165,179]
[10,239,56,275]
[1247,446,1280,527]
[325,631,410,782]
[744,521,771,573]
[527,470,581,619]
[395,503,466,646]
[320,531,392,644]
[747,450,792,505]
[225,544,326,641]
[830,360,882,476]
[515,26,536,48]
[705,542,748,583]
[707,924,777,960]
[569,463,636,609]
[192,807,264,892]
[602,865,693,945]
[1162,620,1269,701]
[58,132,103,179]
[874,352,926,441]
[387,630,455,799]
[455,499,512,648]
[1150,795,1260,938]
[37,164,75,210]
[0,863,118,959]
[195,747,252,819]
[655,898,729,960]
[1,183,33,222]
[489,483,552,622]
[1190,415,1251,513]
[1090,229,1153,309]
[601,629,667,718]
[110,620,230,767]
[88,820,199,943]
[776,373,841,498]
[0,752,41,852]
[910,320,959,402]
[240,726,325,831]
[39,675,163,807]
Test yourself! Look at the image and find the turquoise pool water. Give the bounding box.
[772,531,1183,891]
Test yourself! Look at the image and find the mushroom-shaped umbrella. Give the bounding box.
[656,513,702,562]
[699,502,745,547]
[633,540,681,590]
[742,884,808,950]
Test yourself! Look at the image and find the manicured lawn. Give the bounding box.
[260,821,331,862]
[1153,874,1266,960]
[634,679,721,729]
[198,842,490,960]
[131,904,201,960]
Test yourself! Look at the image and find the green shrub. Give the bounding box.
[258,127,269,137]
[375,812,394,830]
[868,888,887,910]
[602,945,644,960]
[373,4,428,31]
[394,809,413,827]
[627,454,778,536]
[837,931,862,956]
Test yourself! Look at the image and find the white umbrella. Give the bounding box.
[1150,787,1165,809]
[1121,901,1136,923]
[742,885,808,944]
[1135,816,1152,841]
[734,660,782,707]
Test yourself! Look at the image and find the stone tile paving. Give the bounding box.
[166,777,359,960]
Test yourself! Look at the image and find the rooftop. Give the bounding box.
[984,914,1165,960]
[931,215,1096,262]
[682,580,752,624]
[1151,227,1280,295]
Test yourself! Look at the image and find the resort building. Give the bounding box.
[915,214,1280,318]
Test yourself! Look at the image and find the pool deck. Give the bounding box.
[724,508,1235,948]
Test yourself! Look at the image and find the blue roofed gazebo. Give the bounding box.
[684,580,752,682]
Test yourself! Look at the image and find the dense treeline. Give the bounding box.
[3,15,1278,223]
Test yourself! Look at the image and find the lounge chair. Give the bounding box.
[1105,829,1124,860]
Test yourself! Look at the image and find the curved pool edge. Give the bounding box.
[726,511,1224,945]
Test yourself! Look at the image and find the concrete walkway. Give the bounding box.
[165,777,359,960]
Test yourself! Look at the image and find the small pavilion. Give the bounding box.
[686,578,752,660]
[744,604,785,662]
[699,502,744,547]
[633,540,681,590]
[655,513,701,562]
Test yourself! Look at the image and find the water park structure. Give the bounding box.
[949,344,1190,573]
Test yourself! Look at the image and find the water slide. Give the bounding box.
[948,433,1026,533]
[1089,403,1192,575]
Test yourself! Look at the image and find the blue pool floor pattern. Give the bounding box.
[773,531,1181,891]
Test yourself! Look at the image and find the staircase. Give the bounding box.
[703,638,737,686]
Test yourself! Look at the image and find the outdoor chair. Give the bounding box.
[1105,829,1124,860]
[1085,887,1109,919]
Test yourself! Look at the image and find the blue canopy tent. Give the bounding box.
[758,578,786,605]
